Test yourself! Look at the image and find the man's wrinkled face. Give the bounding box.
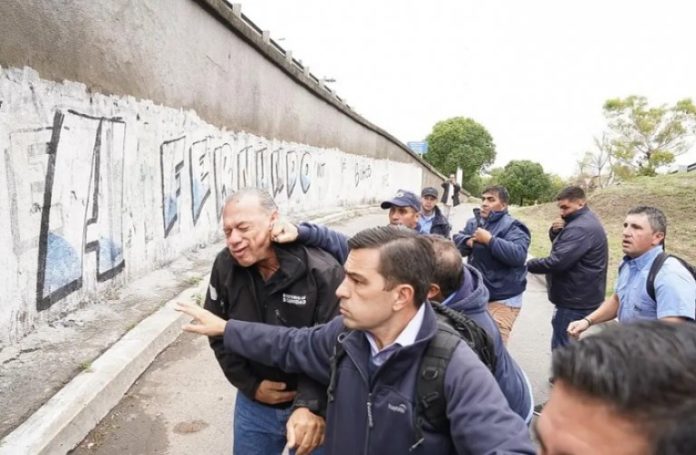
[388,206,419,229]
[421,195,437,213]
[535,380,650,455]
[557,198,585,218]
[621,213,664,258]
[335,248,396,331]
[480,192,506,219]
[222,196,277,267]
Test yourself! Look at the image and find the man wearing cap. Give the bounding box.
[419,187,451,237]
[380,189,422,230]
[271,189,425,264]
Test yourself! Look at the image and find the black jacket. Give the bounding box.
[526,206,608,309]
[204,242,343,412]
[440,182,461,206]
[423,205,452,237]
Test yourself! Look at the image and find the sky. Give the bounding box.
[240,0,696,177]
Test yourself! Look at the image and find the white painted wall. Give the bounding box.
[0,67,422,345]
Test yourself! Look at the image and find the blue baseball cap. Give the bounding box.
[380,189,421,212]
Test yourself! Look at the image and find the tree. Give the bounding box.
[498,160,551,206]
[424,117,496,185]
[576,134,618,189]
[603,96,696,176]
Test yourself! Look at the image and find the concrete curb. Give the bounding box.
[0,287,199,455]
[0,206,375,455]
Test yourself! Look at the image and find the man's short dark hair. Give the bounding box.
[555,186,586,201]
[627,206,667,238]
[426,235,463,299]
[482,185,510,204]
[347,226,434,306]
[551,321,696,453]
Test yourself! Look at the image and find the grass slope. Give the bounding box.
[512,172,696,295]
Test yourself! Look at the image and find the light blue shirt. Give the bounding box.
[419,212,435,234]
[365,303,426,367]
[616,245,696,322]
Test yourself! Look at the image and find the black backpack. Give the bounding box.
[326,301,496,444]
[645,253,696,302]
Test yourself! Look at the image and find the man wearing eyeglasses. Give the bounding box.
[526,186,609,350]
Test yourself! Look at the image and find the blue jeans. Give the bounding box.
[551,306,593,350]
[233,393,325,455]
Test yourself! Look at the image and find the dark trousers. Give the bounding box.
[551,306,594,350]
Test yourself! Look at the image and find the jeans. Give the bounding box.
[551,306,593,350]
[233,393,325,455]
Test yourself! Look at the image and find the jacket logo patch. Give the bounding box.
[282,293,307,306]
[388,403,407,414]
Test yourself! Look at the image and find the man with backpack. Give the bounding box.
[426,236,534,424]
[177,226,534,454]
[568,206,695,339]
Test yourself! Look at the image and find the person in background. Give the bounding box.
[567,206,695,339]
[454,185,530,344]
[418,187,451,237]
[526,186,608,350]
[440,174,461,219]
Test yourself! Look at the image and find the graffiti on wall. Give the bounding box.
[6,110,127,311]
[161,138,317,237]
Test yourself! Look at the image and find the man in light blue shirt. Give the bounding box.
[568,206,695,338]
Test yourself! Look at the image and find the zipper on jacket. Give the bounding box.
[366,393,374,428]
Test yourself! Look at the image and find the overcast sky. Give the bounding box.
[241,0,696,177]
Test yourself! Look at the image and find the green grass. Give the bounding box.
[512,172,696,295]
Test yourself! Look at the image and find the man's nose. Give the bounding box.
[335,279,349,299]
[228,229,242,244]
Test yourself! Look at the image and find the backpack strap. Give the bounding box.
[646,252,670,302]
[430,301,497,373]
[411,323,461,451]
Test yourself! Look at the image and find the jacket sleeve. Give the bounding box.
[488,221,531,267]
[526,225,591,273]
[297,222,349,264]
[293,252,345,415]
[224,317,344,385]
[548,226,561,242]
[453,218,476,256]
[204,258,260,398]
[446,344,535,454]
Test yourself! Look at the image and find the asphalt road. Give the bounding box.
[72,204,554,454]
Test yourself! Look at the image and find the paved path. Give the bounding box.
[72,205,554,454]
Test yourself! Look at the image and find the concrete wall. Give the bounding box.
[0,0,444,344]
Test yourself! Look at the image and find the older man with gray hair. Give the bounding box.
[204,187,344,454]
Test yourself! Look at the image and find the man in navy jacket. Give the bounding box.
[178,226,534,455]
[453,185,530,344]
[427,236,534,423]
[526,186,608,349]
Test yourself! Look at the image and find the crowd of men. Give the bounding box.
[175,183,695,454]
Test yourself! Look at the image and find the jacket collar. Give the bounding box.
[562,205,589,223]
[340,302,440,382]
[485,209,508,224]
[623,245,664,271]
[442,264,490,313]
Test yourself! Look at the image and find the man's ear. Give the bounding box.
[269,210,279,229]
[427,284,441,301]
[652,231,666,246]
[393,284,415,311]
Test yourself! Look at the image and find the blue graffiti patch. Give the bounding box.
[98,237,123,275]
[43,232,81,297]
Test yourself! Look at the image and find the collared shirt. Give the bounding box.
[616,245,696,322]
[419,212,435,234]
[364,303,426,367]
